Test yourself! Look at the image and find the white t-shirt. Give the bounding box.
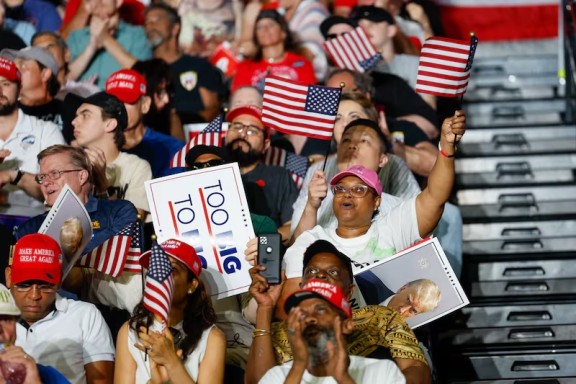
[259,355,406,384]
[284,197,420,279]
[290,155,420,236]
[107,151,152,213]
[128,323,215,383]
[84,269,143,312]
[0,109,65,208]
[15,294,115,384]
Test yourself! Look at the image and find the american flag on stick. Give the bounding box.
[262,76,341,140]
[263,147,309,190]
[170,113,224,168]
[78,221,142,277]
[143,241,175,324]
[415,35,479,97]
[323,26,383,73]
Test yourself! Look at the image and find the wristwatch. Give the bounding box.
[10,169,23,185]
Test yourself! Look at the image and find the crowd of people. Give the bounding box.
[0,0,468,383]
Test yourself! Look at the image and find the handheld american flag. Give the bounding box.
[170,114,224,168]
[143,241,175,323]
[263,147,309,190]
[78,221,141,277]
[262,76,341,140]
[415,35,479,97]
[323,26,383,73]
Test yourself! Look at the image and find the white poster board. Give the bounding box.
[38,185,93,278]
[353,237,469,329]
[145,163,254,299]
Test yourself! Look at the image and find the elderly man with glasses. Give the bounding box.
[5,233,115,384]
[14,145,141,341]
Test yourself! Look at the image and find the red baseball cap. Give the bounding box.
[140,238,202,277]
[284,279,352,318]
[105,69,147,104]
[11,234,63,285]
[0,57,20,83]
[330,165,383,196]
[226,105,269,135]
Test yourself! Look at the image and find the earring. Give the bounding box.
[188,289,193,294]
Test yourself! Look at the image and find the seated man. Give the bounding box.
[224,105,298,244]
[245,240,430,383]
[260,279,406,383]
[14,145,141,337]
[0,283,69,383]
[6,233,115,384]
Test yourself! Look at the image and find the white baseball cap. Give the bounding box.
[0,284,21,316]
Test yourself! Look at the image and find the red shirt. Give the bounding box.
[231,51,317,92]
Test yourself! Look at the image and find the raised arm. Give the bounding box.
[415,110,466,237]
[289,170,327,244]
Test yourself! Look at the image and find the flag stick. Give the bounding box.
[321,82,345,173]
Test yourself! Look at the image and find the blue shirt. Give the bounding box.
[15,197,137,254]
[38,364,71,384]
[126,127,185,178]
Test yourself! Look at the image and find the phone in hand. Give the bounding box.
[258,233,282,284]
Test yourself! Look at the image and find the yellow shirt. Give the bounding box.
[271,305,428,365]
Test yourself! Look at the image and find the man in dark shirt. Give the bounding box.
[144,3,224,124]
[224,105,298,244]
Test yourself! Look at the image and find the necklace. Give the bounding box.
[265,53,285,63]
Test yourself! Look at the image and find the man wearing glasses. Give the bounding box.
[224,105,298,244]
[14,145,141,335]
[5,233,115,384]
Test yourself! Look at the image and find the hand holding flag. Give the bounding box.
[262,76,342,140]
[415,34,478,97]
[143,241,175,324]
[78,221,142,277]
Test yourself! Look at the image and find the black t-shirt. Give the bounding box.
[169,55,225,124]
[387,118,431,147]
[370,71,438,130]
[241,163,298,228]
[19,99,65,134]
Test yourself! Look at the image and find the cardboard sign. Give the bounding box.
[145,163,254,299]
[353,237,469,329]
[38,185,93,278]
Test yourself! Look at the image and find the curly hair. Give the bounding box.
[129,269,215,360]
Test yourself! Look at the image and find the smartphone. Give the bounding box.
[258,233,282,284]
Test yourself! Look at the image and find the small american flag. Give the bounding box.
[78,221,141,277]
[170,114,224,168]
[263,147,309,190]
[415,35,479,97]
[143,241,175,323]
[262,76,341,140]
[323,26,383,73]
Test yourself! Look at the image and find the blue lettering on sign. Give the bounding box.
[174,194,195,224]
[215,230,241,274]
[204,180,229,226]
[181,228,207,269]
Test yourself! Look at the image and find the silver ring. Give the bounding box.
[287,328,296,335]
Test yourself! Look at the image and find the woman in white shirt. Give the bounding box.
[114,239,226,384]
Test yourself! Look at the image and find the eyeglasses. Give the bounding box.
[190,159,226,170]
[332,184,372,198]
[229,122,264,137]
[13,283,57,294]
[35,169,82,184]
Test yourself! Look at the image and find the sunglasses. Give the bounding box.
[190,159,226,170]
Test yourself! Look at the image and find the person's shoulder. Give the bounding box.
[96,197,137,215]
[144,128,184,147]
[15,214,46,239]
[178,54,213,68]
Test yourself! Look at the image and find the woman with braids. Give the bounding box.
[114,239,226,384]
